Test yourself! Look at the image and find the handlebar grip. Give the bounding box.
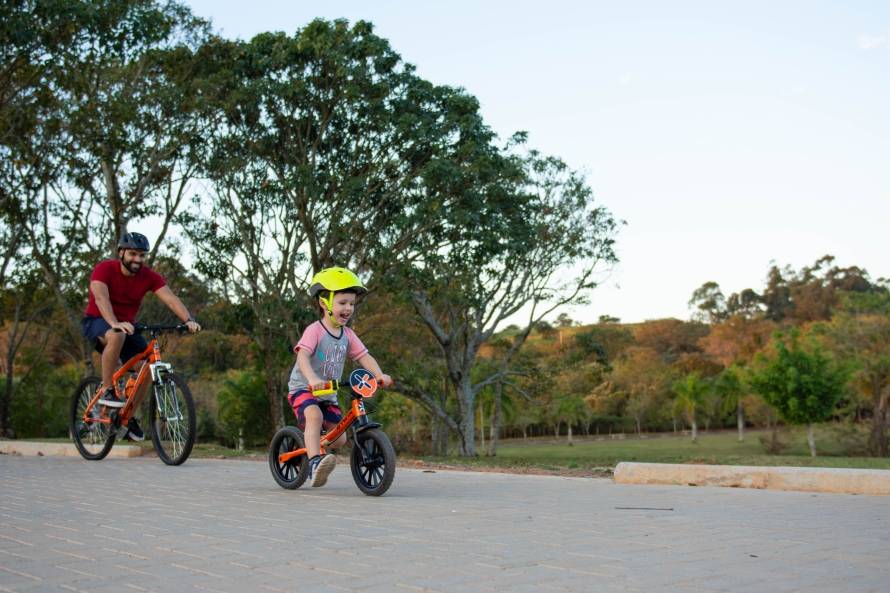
[311,380,338,396]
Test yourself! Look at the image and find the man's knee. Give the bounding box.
[101,330,124,348]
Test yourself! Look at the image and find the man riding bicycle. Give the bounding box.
[82,232,200,440]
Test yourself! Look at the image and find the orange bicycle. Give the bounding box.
[269,368,396,496]
[69,323,196,465]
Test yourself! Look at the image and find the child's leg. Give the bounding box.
[320,402,346,450]
[303,404,323,458]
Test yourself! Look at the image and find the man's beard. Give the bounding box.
[120,257,142,274]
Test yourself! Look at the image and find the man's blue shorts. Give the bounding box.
[82,316,148,364]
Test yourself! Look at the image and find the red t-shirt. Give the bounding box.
[83,259,166,323]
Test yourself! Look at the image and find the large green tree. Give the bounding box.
[749,331,849,456]
[188,20,503,431]
[2,0,210,368]
[403,149,619,455]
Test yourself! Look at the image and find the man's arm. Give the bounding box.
[90,280,134,334]
[154,286,201,333]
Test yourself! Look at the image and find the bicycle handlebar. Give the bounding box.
[310,372,390,398]
[114,323,190,335]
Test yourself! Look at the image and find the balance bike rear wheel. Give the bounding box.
[269,426,309,489]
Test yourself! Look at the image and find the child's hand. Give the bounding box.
[376,374,393,388]
[309,380,328,391]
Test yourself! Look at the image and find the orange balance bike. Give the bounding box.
[69,323,196,465]
[269,368,396,496]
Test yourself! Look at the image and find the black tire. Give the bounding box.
[269,426,309,489]
[148,372,196,466]
[350,428,396,496]
[69,376,116,460]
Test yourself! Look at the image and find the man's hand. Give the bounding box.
[111,321,135,334]
[185,320,201,333]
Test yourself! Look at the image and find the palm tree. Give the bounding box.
[672,373,709,443]
[715,365,746,442]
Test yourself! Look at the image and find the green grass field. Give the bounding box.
[413,427,890,474]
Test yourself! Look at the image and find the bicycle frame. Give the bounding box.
[82,336,166,428]
[277,393,377,464]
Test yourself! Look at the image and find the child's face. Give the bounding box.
[325,291,357,326]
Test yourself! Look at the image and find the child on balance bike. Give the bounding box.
[286,267,391,487]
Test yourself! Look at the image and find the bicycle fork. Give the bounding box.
[150,362,183,422]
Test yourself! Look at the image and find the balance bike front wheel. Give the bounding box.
[350,428,395,496]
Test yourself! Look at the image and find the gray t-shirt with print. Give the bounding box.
[287,321,367,404]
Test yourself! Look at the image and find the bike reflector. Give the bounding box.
[349,369,377,398]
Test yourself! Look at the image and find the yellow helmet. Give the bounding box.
[308,267,366,298]
[309,267,366,327]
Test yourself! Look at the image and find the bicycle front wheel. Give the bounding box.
[69,377,116,460]
[350,428,396,496]
[148,372,196,466]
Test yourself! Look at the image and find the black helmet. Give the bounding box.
[118,232,150,252]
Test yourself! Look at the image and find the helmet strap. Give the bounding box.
[321,293,343,328]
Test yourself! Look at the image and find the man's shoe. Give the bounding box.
[97,389,125,408]
[308,454,336,488]
[125,417,144,441]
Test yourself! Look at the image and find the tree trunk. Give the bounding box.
[635,416,641,436]
[2,371,14,438]
[457,384,476,456]
[691,418,698,443]
[807,423,817,457]
[868,382,888,457]
[767,409,780,451]
[567,423,573,445]
[478,403,485,451]
[260,330,284,434]
[489,381,502,456]
[431,377,450,456]
[737,401,745,442]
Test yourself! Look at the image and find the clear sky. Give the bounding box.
[183,0,890,324]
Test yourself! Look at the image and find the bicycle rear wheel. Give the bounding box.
[268,426,309,489]
[350,428,396,496]
[69,377,116,460]
[148,372,196,466]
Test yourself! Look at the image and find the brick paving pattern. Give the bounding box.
[1,455,887,592]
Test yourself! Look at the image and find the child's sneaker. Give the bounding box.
[308,454,336,487]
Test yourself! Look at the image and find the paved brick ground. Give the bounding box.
[1,455,888,593]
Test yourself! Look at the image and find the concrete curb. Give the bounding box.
[0,440,142,458]
[613,461,890,496]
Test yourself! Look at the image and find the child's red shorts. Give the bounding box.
[287,390,342,431]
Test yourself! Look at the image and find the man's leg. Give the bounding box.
[96,329,126,406]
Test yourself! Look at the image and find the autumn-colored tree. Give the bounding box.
[632,318,708,364]
[821,310,890,456]
[609,347,673,435]
[699,314,775,367]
